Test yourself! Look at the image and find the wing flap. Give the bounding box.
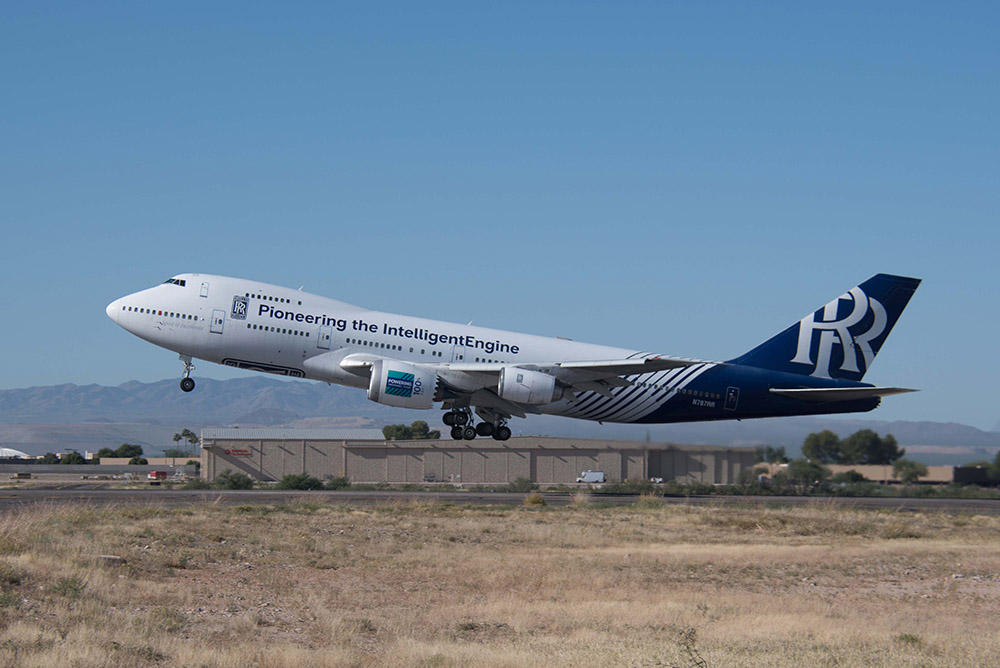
[769,387,918,402]
[556,356,714,375]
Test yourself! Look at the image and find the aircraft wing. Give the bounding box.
[443,355,710,376]
[768,387,917,402]
[333,352,720,418]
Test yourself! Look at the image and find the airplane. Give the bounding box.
[106,273,920,441]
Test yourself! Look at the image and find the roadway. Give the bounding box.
[0,486,998,514]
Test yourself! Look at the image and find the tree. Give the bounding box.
[989,451,1000,483]
[95,447,116,459]
[802,430,842,463]
[892,458,928,484]
[383,421,441,441]
[754,445,789,464]
[409,420,441,440]
[840,429,904,465]
[128,456,148,465]
[115,443,144,459]
[39,452,59,464]
[163,448,188,458]
[383,424,412,440]
[60,452,86,465]
[173,428,199,454]
[785,458,831,494]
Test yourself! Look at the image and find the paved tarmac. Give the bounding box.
[0,486,998,514]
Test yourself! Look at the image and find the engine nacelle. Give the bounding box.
[497,367,560,405]
[367,360,436,409]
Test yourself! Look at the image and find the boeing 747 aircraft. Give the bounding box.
[106,273,920,441]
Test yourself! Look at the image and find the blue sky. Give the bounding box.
[1,2,997,429]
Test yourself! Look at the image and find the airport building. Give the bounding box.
[201,428,757,485]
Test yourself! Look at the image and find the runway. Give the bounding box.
[0,486,998,514]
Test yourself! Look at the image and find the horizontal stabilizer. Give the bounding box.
[769,386,917,402]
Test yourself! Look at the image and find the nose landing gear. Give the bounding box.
[179,355,196,393]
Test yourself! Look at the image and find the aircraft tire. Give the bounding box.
[495,426,512,441]
[442,412,455,426]
[450,426,464,440]
[454,412,468,426]
[476,422,494,437]
[463,426,477,440]
[180,378,195,393]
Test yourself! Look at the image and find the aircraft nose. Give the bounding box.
[106,299,120,323]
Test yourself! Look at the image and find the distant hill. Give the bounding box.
[0,377,997,465]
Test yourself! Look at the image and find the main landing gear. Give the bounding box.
[443,409,511,441]
[179,355,196,393]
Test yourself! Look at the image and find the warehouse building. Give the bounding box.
[201,428,756,485]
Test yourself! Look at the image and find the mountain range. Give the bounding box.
[1,377,997,465]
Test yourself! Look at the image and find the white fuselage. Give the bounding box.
[106,273,643,410]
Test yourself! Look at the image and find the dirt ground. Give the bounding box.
[0,497,997,667]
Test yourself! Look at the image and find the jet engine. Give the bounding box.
[497,367,560,405]
[367,360,437,409]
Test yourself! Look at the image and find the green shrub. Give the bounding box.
[324,475,350,490]
[212,470,254,490]
[50,575,86,599]
[600,479,658,495]
[831,470,869,484]
[276,473,324,490]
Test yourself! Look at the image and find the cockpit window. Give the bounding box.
[162,278,187,287]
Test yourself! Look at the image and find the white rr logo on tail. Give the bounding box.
[790,287,887,378]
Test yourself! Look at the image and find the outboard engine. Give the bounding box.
[497,367,561,405]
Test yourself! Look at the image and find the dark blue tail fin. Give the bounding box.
[728,274,921,381]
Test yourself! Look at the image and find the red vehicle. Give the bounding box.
[147,471,168,484]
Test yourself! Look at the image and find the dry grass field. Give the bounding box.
[0,496,998,667]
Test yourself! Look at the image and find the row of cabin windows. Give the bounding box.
[345,338,446,357]
[680,388,720,400]
[347,338,403,352]
[246,323,309,337]
[123,305,199,320]
[474,357,504,363]
[244,292,302,306]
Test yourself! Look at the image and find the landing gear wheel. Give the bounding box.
[450,426,464,440]
[463,426,477,440]
[493,426,512,441]
[442,412,456,426]
[179,355,196,393]
[453,411,469,426]
[476,422,494,437]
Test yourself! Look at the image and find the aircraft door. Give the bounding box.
[210,309,225,334]
[724,386,740,411]
[200,282,209,298]
[317,325,332,349]
[451,342,465,362]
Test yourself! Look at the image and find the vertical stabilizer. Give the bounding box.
[727,274,921,381]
